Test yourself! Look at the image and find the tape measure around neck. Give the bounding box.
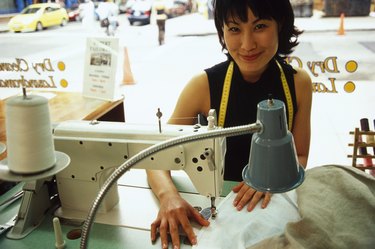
[218,60,293,130]
[275,60,293,131]
[218,61,234,127]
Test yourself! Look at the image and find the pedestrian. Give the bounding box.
[96,0,119,36]
[80,0,95,32]
[147,0,313,248]
[153,0,168,45]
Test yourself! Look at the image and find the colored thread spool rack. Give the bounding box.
[348,128,375,171]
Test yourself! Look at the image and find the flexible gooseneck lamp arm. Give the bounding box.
[80,98,306,248]
[80,122,263,249]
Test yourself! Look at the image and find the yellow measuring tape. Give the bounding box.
[218,60,294,130]
[275,60,294,131]
[218,61,234,127]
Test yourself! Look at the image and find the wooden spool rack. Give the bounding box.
[348,128,375,171]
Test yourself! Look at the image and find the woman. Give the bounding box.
[147,1,312,248]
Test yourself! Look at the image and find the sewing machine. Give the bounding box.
[2,97,303,246]
[52,113,226,222]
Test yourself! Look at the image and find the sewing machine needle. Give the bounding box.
[210,196,217,219]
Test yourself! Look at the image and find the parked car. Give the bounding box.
[67,3,82,22]
[8,3,69,32]
[126,0,153,25]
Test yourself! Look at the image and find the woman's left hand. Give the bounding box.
[232,181,272,211]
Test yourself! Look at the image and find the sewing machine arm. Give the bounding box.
[52,120,225,216]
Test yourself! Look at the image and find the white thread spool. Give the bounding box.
[5,94,56,174]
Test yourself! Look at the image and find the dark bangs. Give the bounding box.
[227,1,275,23]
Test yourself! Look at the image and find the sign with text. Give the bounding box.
[82,37,123,101]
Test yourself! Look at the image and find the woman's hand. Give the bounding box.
[150,194,210,249]
[232,181,272,211]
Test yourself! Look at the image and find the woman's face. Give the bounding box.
[223,8,279,82]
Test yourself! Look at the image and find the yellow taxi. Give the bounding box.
[8,3,69,32]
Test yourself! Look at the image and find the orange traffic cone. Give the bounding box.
[122,47,135,85]
[337,13,345,35]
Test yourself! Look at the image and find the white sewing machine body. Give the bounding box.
[53,120,226,218]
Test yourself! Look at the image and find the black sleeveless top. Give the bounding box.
[205,58,298,182]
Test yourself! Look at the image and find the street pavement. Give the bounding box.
[1,10,375,34]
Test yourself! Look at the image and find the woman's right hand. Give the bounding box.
[150,193,210,249]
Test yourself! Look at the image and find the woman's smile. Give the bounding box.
[240,51,263,62]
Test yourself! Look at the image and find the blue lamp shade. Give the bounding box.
[242,99,305,193]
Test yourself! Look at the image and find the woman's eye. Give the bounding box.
[228,26,240,32]
[254,23,267,30]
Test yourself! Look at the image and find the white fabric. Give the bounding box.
[193,190,300,249]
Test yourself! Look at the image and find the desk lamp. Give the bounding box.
[243,98,305,193]
[79,97,305,249]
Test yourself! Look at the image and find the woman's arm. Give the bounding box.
[147,72,211,249]
[167,73,211,125]
[292,67,313,168]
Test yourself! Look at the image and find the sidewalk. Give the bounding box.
[170,11,375,37]
[1,10,375,34]
[295,10,375,32]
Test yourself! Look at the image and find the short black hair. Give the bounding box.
[213,0,302,58]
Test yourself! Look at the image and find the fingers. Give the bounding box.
[150,219,159,243]
[168,219,181,249]
[191,207,210,227]
[246,191,264,211]
[151,218,184,249]
[151,206,203,249]
[151,218,178,248]
[232,181,244,193]
[233,182,254,210]
[178,212,197,246]
[236,188,257,211]
[233,183,273,212]
[159,219,169,249]
[261,192,272,208]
